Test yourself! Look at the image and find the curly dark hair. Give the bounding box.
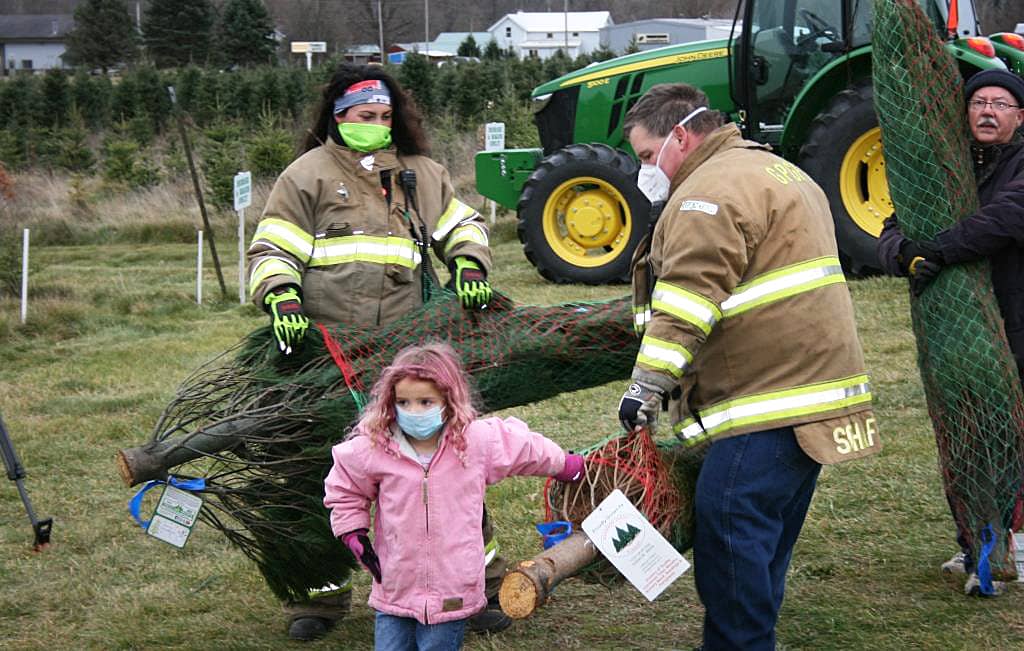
[302,63,430,156]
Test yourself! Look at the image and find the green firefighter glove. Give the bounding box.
[451,256,491,310]
[264,287,309,355]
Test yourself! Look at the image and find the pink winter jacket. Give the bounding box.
[323,416,567,625]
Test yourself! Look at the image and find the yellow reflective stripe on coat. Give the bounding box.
[484,538,499,566]
[638,334,693,378]
[309,235,421,268]
[251,217,314,261]
[721,256,845,318]
[673,374,872,444]
[250,256,301,297]
[433,198,479,240]
[442,223,488,256]
[307,576,353,599]
[651,281,721,335]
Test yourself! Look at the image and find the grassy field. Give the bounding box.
[1,208,1023,650]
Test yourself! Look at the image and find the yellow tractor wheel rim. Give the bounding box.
[541,176,632,268]
[839,127,893,237]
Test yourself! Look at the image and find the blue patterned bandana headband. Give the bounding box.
[333,79,392,115]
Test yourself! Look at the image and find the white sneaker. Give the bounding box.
[941,551,968,574]
[964,572,1005,596]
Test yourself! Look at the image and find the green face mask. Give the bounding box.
[337,122,392,152]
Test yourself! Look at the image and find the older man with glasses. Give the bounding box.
[877,68,1024,594]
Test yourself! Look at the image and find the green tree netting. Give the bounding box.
[872,0,1024,579]
[129,289,651,601]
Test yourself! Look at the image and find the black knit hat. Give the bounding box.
[963,69,1024,107]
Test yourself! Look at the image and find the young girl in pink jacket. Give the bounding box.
[323,342,584,650]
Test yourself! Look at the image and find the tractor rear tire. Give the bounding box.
[516,143,650,284]
[799,82,890,276]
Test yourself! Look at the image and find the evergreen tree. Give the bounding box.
[218,0,277,68]
[457,34,481,58]
[38,69,71,129]
[63,0,138,73]
[454,62,485,123]
[482,38,502,61]
[143,0,217,68]
[398,52,435,117]
[71,68,111,128]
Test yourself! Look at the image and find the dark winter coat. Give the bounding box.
[878,134,1024,376]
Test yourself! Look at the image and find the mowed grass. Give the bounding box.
[2,215,1023,650]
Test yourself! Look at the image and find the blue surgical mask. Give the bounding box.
[396,405,445,440]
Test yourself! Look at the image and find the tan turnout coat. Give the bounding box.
[632,123,879,463]
[247,140,491,327]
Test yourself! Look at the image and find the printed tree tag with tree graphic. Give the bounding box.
[582,489,689,601]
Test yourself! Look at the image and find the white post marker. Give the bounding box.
[20,228,28,324]
[233,171,253,305]
[484,123,505,225]
[581,489,689,601]
[196,230,204,305]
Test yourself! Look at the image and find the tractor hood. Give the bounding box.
[532,38,732,98]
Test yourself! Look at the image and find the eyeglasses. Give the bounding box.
[967,99,1021,112]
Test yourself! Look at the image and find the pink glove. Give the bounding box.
[342,528,382,582]
[553,452,585,482]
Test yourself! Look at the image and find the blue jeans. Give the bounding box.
[693,427,821,651]
[374,611,465,651]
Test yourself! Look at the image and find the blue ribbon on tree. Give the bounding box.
[128,476,206,529]
[536,520,573,549]
[976,523,998,595]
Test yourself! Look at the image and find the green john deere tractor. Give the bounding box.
[475,0,1024,284]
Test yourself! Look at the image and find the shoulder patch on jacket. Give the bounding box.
[680,200,718,215]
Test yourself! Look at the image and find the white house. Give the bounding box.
[0,14,74,75]
[486,11,612,60]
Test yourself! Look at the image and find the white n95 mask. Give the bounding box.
[635,106,708,204]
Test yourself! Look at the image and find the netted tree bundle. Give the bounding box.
[130,289,639,601]
[873,0,1024,576]
[543,428,707,584]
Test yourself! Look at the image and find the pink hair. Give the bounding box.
[352,342,477,464]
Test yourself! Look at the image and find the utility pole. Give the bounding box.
[377,0,385,63]
[424,0,430,51]
[564,0,569,52]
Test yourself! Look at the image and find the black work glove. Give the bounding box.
[342,528,382,583]
[618,380,665,431]
[898,240,944,296]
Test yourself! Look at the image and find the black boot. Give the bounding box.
[288,617,333,641]
[466,596,512,634]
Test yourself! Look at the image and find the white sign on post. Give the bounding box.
[581,489,689,601]
[484,122,506,152]
[233,171,252,211]
[234,171,252,305]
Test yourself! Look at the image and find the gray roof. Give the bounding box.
[0,14,75,40]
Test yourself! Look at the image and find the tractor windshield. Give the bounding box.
[743,0,845,134]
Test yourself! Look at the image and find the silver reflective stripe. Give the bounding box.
[638,336,692,377]
[651,283,720,335]
[676,376,872,443]
[251,218,314,262]
[249,255,301,296]
[721,257,844,317]
[309,236,421,268]
[484,538,499,566]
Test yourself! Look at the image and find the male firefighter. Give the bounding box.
[617,83,881,650]
[877,68,1024,594]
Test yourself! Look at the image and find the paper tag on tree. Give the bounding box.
[146,484,203,549]
[581,489,689,601]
